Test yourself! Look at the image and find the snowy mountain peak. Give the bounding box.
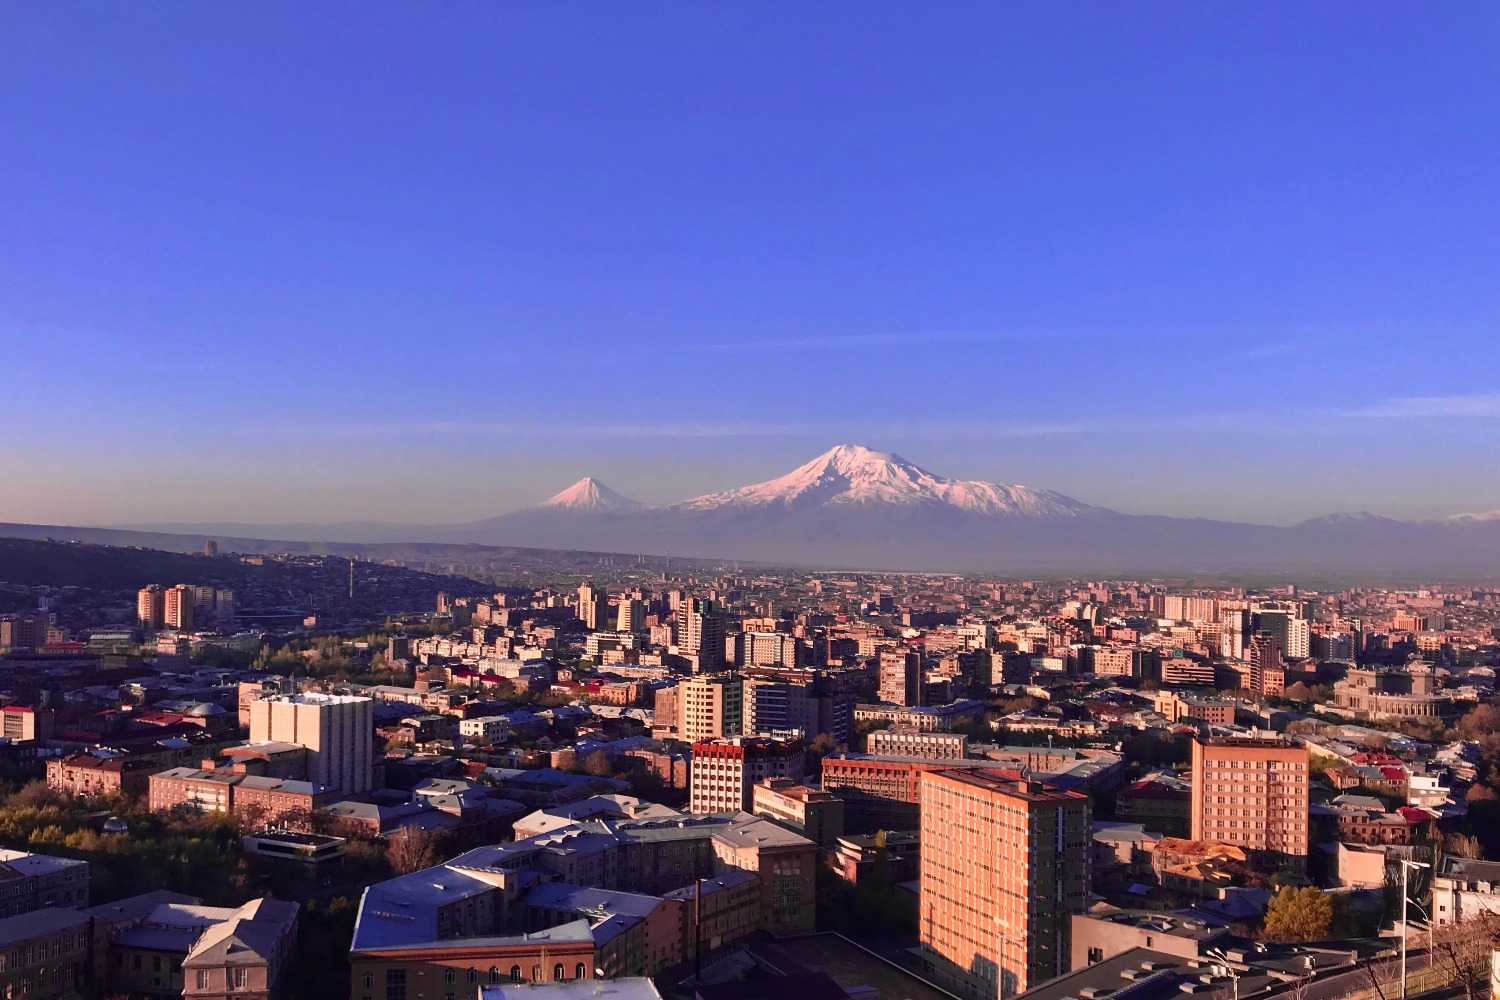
[680,444,1092,517]
[1297,511,1403,528]
[542,477,647,512]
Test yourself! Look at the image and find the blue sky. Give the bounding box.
[3,2,1499,526]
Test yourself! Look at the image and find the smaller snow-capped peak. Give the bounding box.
[679,444,1091,516]
[541,477,647,512]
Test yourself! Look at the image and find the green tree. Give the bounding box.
[1263,885,1333,943]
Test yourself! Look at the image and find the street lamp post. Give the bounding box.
[1206,948,1239,1000]
[1398,859,1431,1000]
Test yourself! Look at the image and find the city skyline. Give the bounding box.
[4,4,1500,526]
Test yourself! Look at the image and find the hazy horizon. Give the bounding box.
[4,4,1499,528]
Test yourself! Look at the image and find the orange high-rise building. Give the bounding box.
[136,585,165,628]
[164,584,195,630]
[1190,734,1309,873]
[919,768,1090,999]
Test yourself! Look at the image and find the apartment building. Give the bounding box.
[741,678,816,737]
[919,768,1090,999]
[877,649,920,706]
[680,598,727,672]
[1190,735,1310,873]
[248,693,374,796]
[0,706,53,742]
[689,737,804,814]
[865,727,967,759]
[750,777,845,846]
[676,676,743,744]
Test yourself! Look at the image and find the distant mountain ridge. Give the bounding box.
[61,443,1500,576]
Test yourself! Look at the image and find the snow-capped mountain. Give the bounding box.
[1447,509,1500,523]
[678,445,1091,517]
[541,477,648,512]
[1294,511,1408,529]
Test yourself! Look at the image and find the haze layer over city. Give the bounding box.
[3,6,1500,1000]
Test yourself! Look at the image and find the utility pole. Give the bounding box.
[1397,858,1430,1000]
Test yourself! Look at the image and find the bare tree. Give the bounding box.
[1427,910,1500,1000]
[1359,952,1401,1000]
[386,825,438,875]
[1281,972,1313,1000]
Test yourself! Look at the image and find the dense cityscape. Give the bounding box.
[2,539,1500,1000]
[6,4,1498,1000]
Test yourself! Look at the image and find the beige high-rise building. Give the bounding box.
[577,582,607,631]
[1219,608,1250,659]
[1162,595,1218,622]
[738,631,802,668]
[164,585,195,630]
[681,597,727,671]
[877,649,920,706]
[920,768,1091,999]
[1190,734,1309,873]
[678,675,743,743]
[615,599,645,633]
[248,693,374,796]
[137,586,166,629]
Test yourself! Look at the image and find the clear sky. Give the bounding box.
[3,2,1499,527]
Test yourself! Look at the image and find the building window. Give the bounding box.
[553,964,564,981]
[386,969,407,1000]
[444,969,455,985]
[197,971,210,990]
[509,967,522,983]
[362,973,374,989]
[575,964,586,980]
[233,968,247,990]
[466,969,477,984]
[489,967,500,983]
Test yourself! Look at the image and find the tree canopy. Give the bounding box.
[1263,885,1333,943]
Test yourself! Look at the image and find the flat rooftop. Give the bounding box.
[1080,909,1223,942]
[925,767,1088,803]
[478,980,661,1000]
